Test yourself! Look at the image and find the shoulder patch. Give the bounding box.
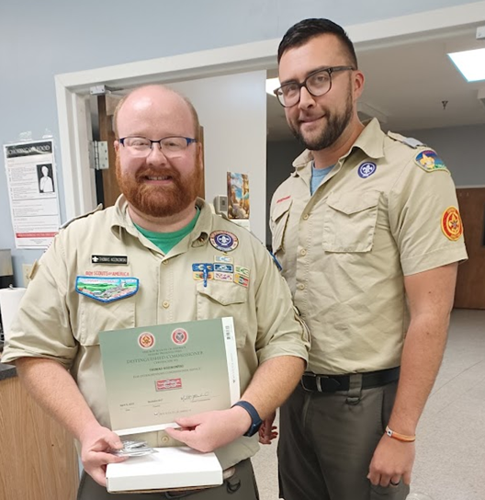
[60,204,103,229]
[387,131,425,149]
[441,207,463,241]
[414,150,449,173]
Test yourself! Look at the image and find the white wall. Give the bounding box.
[170,71,267,242]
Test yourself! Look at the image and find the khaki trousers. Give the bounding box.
[77,458,259,500]
[278,379,410,500]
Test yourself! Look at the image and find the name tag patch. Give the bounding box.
[91,255,128,265]
[75,276,139,303]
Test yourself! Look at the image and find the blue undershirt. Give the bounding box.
[311,163,334,195]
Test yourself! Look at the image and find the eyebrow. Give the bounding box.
[279,66,334,86]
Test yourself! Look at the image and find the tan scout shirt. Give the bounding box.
[2,196,309,469]
[270,119,467,375]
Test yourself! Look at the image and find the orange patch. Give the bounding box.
[441,207,463,241]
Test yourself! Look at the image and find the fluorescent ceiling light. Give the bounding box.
[266,78,280,96]
[448,48,485,82]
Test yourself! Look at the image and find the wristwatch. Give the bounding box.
[232,400,263,437]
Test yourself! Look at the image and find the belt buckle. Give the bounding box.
[301,373,317,392]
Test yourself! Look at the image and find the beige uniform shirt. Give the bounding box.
[270,119,467,375]
[2,196,309,469]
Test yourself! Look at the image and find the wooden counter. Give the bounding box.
[0,364,79,499]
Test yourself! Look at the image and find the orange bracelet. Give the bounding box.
[385,425,416,442]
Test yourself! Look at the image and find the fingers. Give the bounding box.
[174,415,200,429]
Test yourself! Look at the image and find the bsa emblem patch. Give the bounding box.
[172,328,189,345]
[441,207,463,241]
[415,150,448,173]
[358,162,377,179]
[75,276,139,303]
[138,332,155,350]
[209,231,239,252]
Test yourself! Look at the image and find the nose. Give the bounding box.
[146,143,168,165]
[298,86,316,110]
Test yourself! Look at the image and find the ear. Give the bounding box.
[352,70,365,101]
[114,140,120,152]
[196,142,204,170]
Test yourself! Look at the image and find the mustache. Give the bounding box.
[135,166,180,181]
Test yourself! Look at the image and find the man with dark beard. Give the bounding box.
[2,85,309,500]
[267,18,467,500]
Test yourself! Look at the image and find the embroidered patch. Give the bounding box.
[214,255,233,264]
[193,271,214,281]
[234,274,250,288]
[214,271,234,282]
[214,263,234,273]
[358,162,377,179]
[192,263,214,273]
[235,265,250,278]
[276,195,292,204]
[209,231,239,252]
[415,150,448,173]
[75,276,139,303]
[441,207,463,241]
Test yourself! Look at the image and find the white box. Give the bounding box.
[106,446,223,493]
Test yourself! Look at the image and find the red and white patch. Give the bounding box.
[171,328,189,345]
[441,207,463,241]
[156,378,182,391]
[276,195,291,204]
[138,332,155,350]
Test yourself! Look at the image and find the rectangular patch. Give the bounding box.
[84,270,130,277]
[91,255,128,265]
[155,378,182,391]
[214,272,234,282]
[192,263,214,272]
[214,263,234,273]
[235,265,250,278]
[193,272,214,281]
[234,274,250,288]
[214,255,233,264]
[75,276,139,303]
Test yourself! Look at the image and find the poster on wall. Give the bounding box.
[227,172,250,220]
[3,140,61,249]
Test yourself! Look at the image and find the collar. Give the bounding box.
[291,118,386,175]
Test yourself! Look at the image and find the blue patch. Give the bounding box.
[209,231,239,252]
[358,162,377,179]
[192,263,214,272]
[75,276,139,303]
[214,263,234,273]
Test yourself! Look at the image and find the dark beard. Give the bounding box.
[291,92,353,151]
[116,156,201,218]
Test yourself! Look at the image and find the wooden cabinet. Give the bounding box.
[0,373,79,499]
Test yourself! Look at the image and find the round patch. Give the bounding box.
[138,332,155,350]
[171,328,189,345]
[209,231,239,252]
[441,207,463,241]
[358,162,377,179]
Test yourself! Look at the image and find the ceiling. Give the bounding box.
[266,26,485,141]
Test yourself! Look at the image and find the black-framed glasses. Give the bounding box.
[119,136,196,158]
[273,66,355,108]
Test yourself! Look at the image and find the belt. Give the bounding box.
[301,367,400,393]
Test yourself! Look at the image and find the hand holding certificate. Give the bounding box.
[99,317,240,436]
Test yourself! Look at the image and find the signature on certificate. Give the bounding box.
[181,392,211,403]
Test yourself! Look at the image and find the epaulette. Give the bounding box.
[60,203,103,229]
[387,131,426,149]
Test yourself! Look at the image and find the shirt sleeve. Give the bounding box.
[1,234,78,368]
[388,153,468,276]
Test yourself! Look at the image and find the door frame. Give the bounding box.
[54,1,485,220]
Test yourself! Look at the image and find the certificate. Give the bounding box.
[99,317,240,435]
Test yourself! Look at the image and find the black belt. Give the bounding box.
[301,366,400,393]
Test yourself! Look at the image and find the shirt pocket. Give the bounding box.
[322,191,381,253]
[77,295,136,346]
[271,198,293,254]
[196,281,249,348]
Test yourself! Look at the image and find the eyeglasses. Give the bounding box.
[273,66,355,108]
[119,136,196,157]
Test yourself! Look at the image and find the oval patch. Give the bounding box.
[441,207,463,241]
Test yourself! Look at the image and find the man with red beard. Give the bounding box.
[2,85,309,499]
[267,18,467,500]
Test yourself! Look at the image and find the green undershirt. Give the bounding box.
[134,208,200,254]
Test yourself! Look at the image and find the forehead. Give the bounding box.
[117,89,194,137]
[278,34,347,81]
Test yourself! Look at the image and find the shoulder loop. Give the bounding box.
[387,131,425,149]
[60,203,103,229]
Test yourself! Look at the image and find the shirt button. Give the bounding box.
[162,301,170,309]
[297,283,305,290]
[162,260,169,266]
[302,214,309,220]
[300,249,307,256]
[161,435,170,444]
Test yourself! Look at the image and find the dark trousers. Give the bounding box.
[278,379,410,500]
[77,459,259,500]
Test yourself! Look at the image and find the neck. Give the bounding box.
[128,202,197,233]
[312,117,365,169]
